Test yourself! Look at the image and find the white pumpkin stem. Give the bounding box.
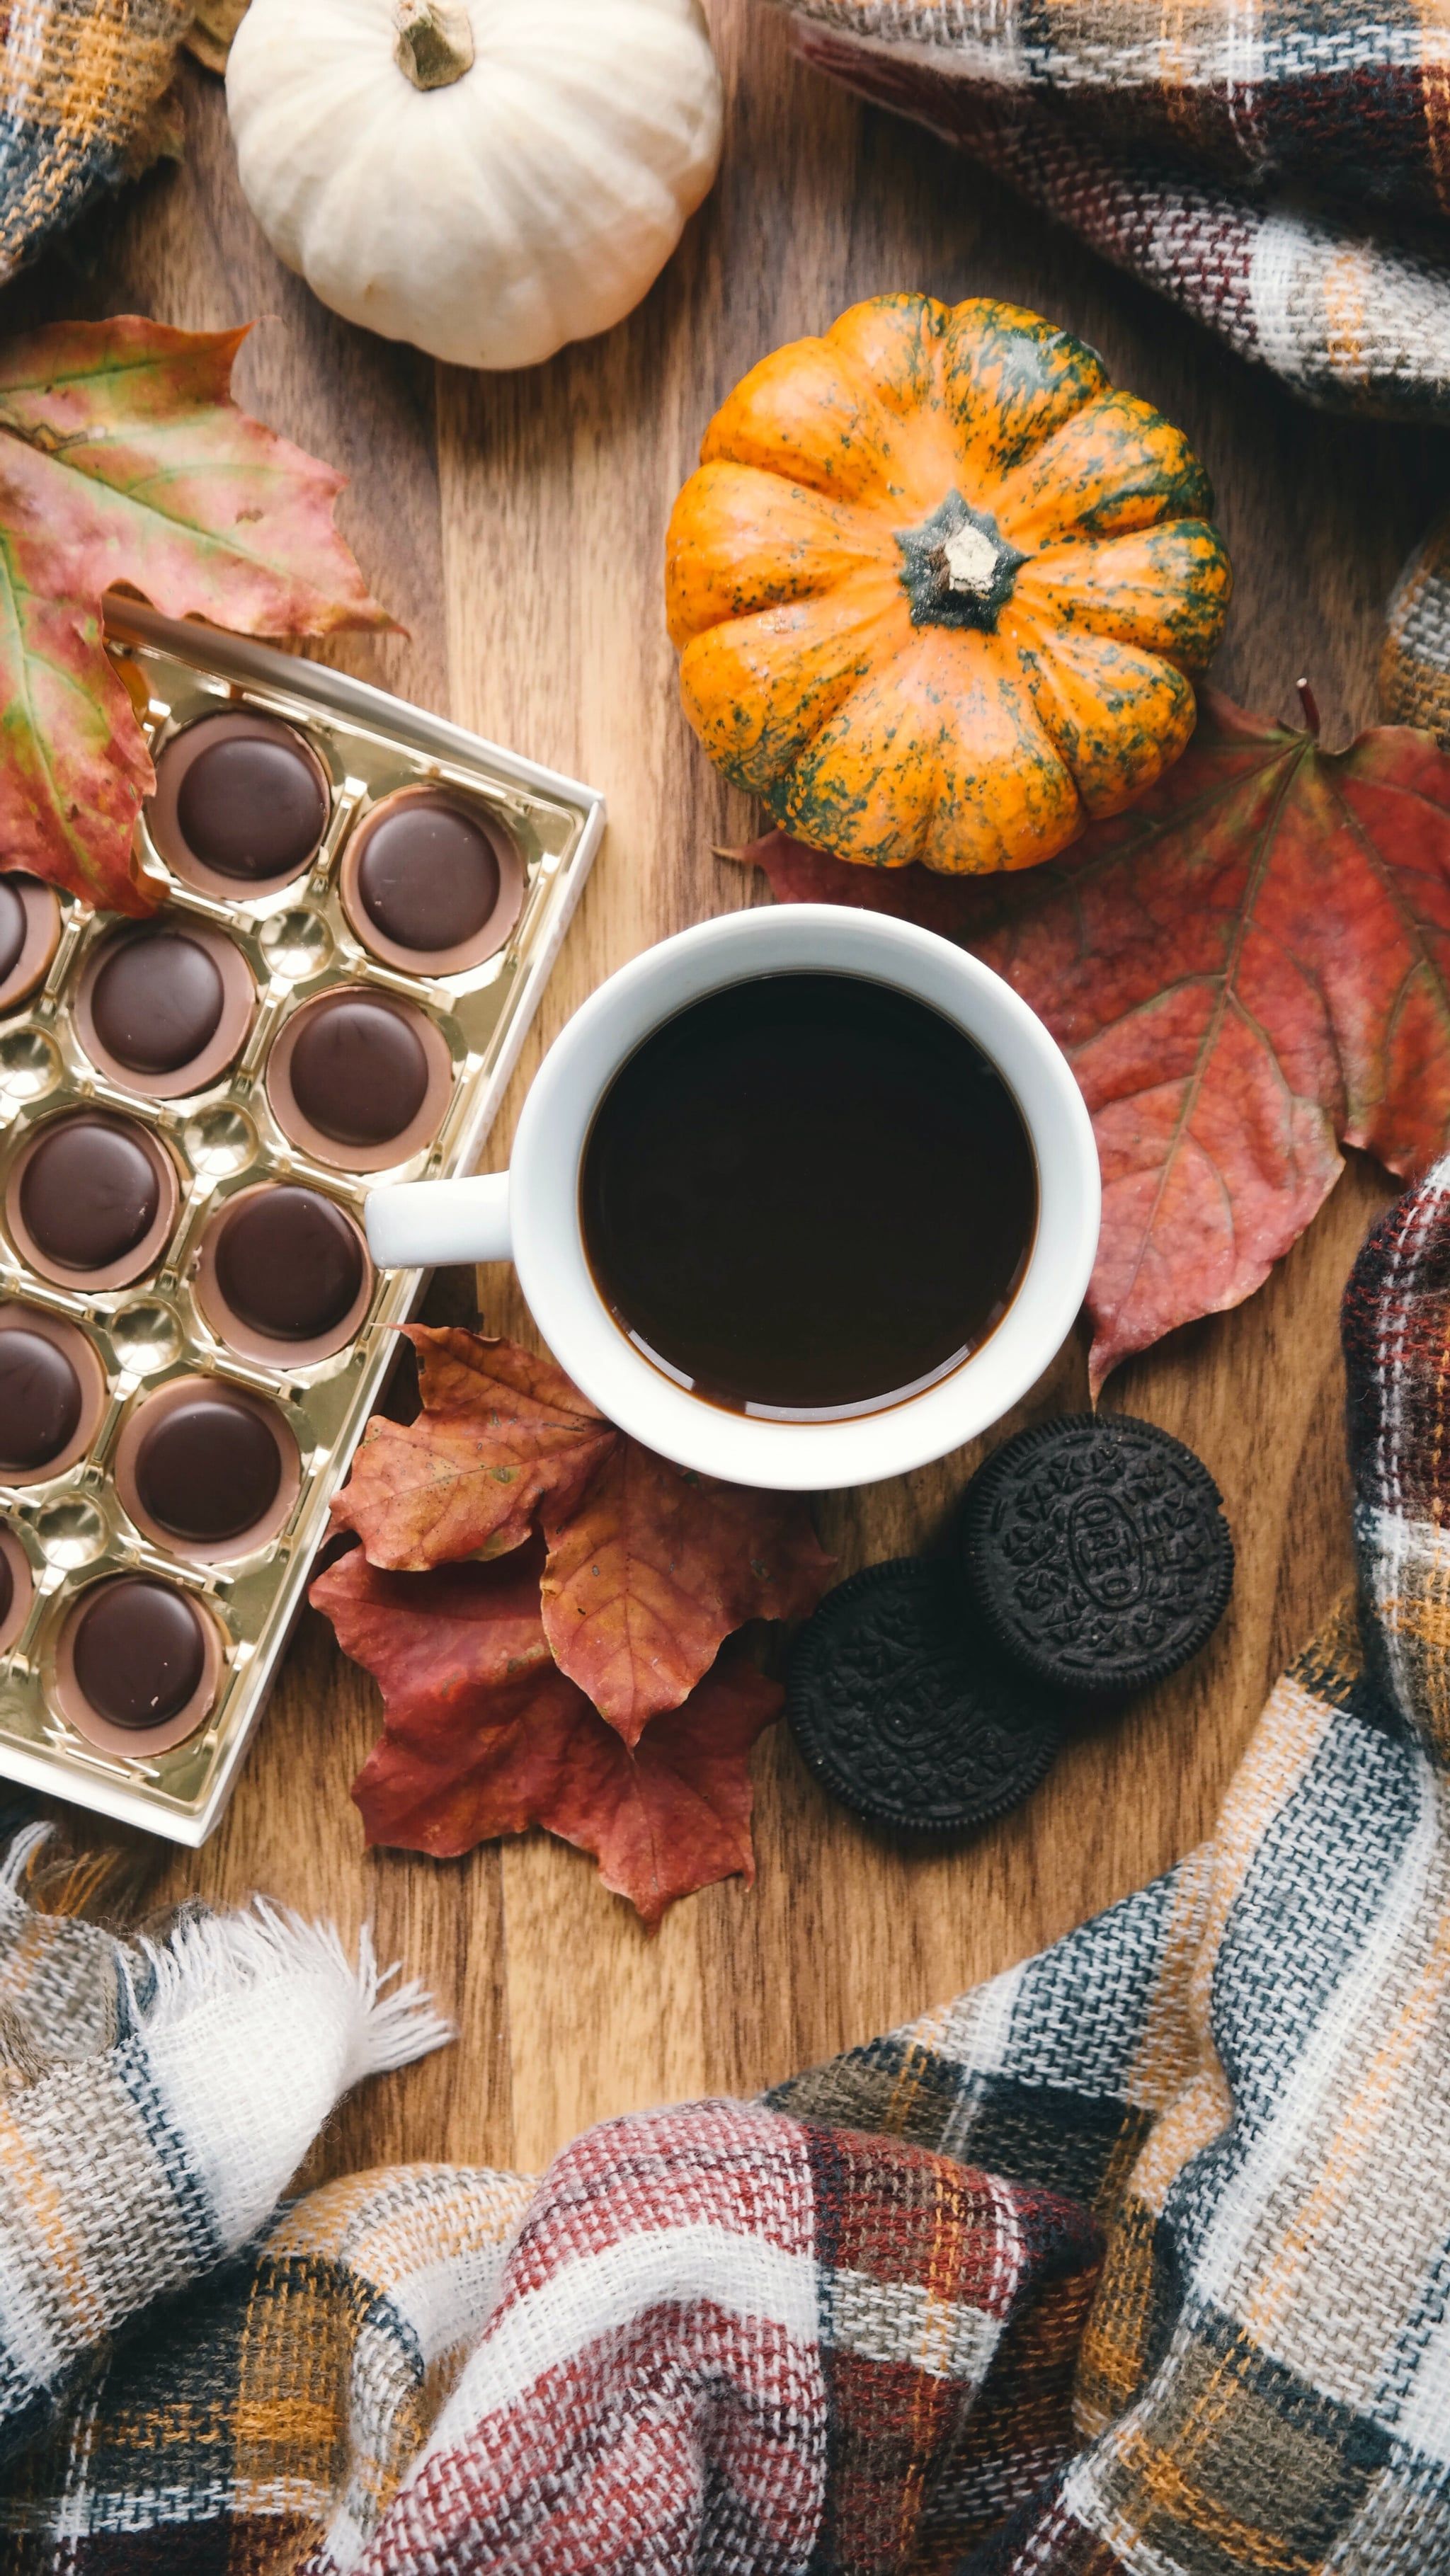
[394,0,474,88]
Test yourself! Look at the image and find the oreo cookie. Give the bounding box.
[787,1558,1063,1836]
[960,1414,1233,1698]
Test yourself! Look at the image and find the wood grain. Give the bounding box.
[4,1,1444,2182]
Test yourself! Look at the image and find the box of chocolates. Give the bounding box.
[0,602,605,1843]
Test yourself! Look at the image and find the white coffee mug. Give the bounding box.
[366,906,1100,1491]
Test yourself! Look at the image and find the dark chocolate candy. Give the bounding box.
[787,1558,1063,1836]
[175,732,327,881]
[0,1549,11,1632]
[135,1391,282,1542]
[18,1116,160,1273]
[355,799,499,951]
[0,1328,83,1472]
[91,931,224,1075]
[959,1414,1235,1697]
[0,880,23,985]
[214,1186,364,1340]
[287,994,430,1145]
[72,1577,205,1731]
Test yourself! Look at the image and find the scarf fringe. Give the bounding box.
[125,1901,454,2089]
[1,1825,452,2091]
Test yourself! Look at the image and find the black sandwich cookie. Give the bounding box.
[787,1558,1063,1836]
[959,1413,1234,1699]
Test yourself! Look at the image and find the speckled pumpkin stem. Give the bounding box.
[394,0,474,89]
[896,493,1026,635]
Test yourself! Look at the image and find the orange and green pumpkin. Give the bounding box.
[665,294,1231,874]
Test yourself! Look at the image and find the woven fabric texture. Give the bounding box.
[0,1843,449,2488]
[0,0,191,285]
[774,1,1450,425]
[4,1161,1450,2568]
[779,1,1450,212]
[1382,510,1450,749]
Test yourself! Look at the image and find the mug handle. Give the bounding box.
[365,1173,512,1268]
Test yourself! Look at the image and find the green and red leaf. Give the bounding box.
[0,315,391,911]
[0,582,154,915]
[730,691,1450,1385]
[0,319,388,638]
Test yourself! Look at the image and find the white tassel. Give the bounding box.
[0,1828,452,2255]
[126,1901,454,2084]
[125,1897,453,2248]
[0,1825,453,2091]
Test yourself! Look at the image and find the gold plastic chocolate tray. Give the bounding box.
[0,603,605,1844]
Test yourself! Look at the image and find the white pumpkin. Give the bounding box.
[226,0,724,370]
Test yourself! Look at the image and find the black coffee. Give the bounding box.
[580,971,1037,1419]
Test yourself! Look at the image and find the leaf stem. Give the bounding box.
[1296,677,1322,738]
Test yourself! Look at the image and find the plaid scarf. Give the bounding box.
[3,1158,1450,2570]
[0,0,191,285]
[773,0,1450,423]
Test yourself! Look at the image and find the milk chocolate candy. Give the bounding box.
[340,786,524,974]
[266,988,452,1170]
[101,932,220,1067]
[0,602,600,1846]
[57,1574,221,1755]
[140,1394,279,1536]
[79,923,255,1098]
[7,1113,178,1289]
[0,1528,32,1657]
[0,883,23,983]
[149,711,331,898]
[0,1327,79,1469]
[0,875,62,1016]
[0,1306,105,1484]
[197,1183,372,1364]
[116,1376,302,1561]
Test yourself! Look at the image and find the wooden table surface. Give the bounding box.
[6,2,1448,2187]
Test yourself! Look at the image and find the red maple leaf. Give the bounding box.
[0,316,391,912]
[313,1542,782,1926]
[328,1327,832,1736]
[540,1434,833,1741]
[332,1327,616,1569]
[730,691,1450,1385]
